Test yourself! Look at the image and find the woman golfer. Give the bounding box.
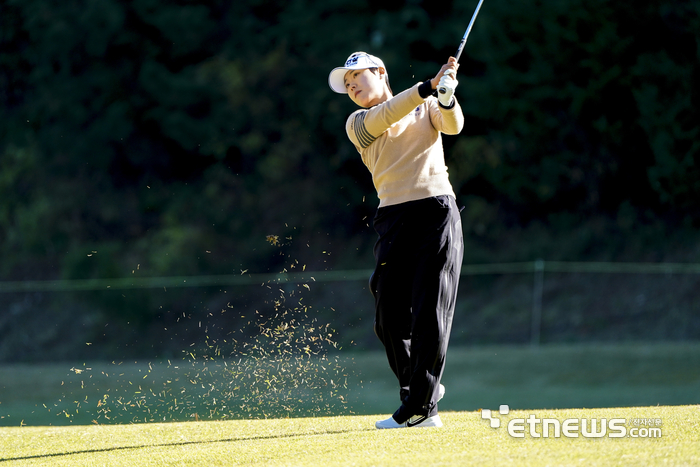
[328,52,464,429]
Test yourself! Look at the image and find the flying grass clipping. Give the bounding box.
[39,235,353,424]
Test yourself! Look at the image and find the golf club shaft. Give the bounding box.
[438,0,485,94]
[454,0,485,62]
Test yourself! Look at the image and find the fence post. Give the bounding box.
[531,259,545,347]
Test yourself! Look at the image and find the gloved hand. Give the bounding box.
[437,69,458,107]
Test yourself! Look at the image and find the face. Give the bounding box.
[344,68,390,108]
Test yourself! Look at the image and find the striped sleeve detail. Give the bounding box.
[351,112,377,149]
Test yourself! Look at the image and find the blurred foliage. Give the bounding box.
[1,0,699,359]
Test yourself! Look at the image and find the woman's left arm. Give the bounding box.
[429,97,464,135]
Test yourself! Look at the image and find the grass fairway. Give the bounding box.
[1,343,699,465]
[0,406,698,466]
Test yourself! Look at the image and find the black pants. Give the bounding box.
[370,195,463,423]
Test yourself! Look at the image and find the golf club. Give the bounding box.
[438,0,485,94]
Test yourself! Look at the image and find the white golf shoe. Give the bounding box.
[375,384,446,429]
[375,414,443,429]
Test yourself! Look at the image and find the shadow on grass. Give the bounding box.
[0,426,375,462]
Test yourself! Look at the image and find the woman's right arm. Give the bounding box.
[346,81,430,150]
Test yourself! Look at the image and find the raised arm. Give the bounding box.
[346,81,432,149]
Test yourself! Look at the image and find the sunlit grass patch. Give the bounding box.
[1,406,698,466]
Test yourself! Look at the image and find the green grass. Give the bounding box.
[1,343,699,465]
[1,406,699,466]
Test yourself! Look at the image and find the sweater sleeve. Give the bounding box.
[428,96,464,135]
[345,82,426,150]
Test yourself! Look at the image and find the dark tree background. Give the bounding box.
[1,0,698,361]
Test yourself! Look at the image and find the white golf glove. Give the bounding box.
[437,69,458,107]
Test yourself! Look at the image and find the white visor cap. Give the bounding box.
[328,52,386,94]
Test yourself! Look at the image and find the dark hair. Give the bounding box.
[369,67,393,94]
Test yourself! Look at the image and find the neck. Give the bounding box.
[371,86,392,106]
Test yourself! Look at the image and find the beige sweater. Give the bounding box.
[346,82,464,208]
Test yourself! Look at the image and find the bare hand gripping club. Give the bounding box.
[438,0,486,94]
